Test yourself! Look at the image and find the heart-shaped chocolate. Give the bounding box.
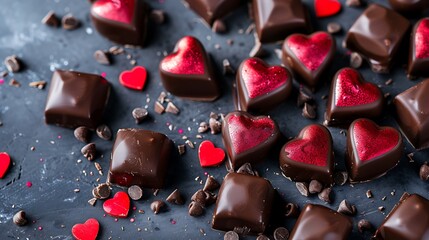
[347,118,402,183]
[325,68,383,126]
[72,218,100,240]
[222,111,280,170]
[279,124,334,185]
[236,58,293,113]
[90,0,148,46]
[159,36,220,101]
[0,152,11,179]
[184,0,243,26]
[103,191,130,218]
[282,31,335,90]
[199,140,225,167]
[408,18,429,78]
[314,0,342,18]
[119,66,147,90]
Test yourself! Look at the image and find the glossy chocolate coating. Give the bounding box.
[394,79,429,149]
[408,18,429,78]
[388,0,429,14]
[289,204,352,240]
[252,0,311,43]
[90,0,148,46]
[44,70,110,130]
[107,129,173,189]
[211,172,275,235]
[345,4,410,73]
[184,0,243,26]
[374,194,429,240]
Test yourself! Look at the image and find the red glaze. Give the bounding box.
[160,36,205,75]
[241,58,288,99]
[283,125,330,167]
[198,140,225,167]
[227,114,276,154]
[286,32,333,72]
[352,119,400,162]
[103,191,130,218]
[71,218,100,240]
[334,68,381,107]
[314,0,341,18]
[0,152,11,179]
[119,66,147,90]
[415,18,429,59]
[92,0,135,24]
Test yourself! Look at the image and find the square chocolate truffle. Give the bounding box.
[344,4,410,73]
[289,204,352,240]
[374,193,429,240]
[108,129,173,189]
[394,79,429,149]
[212,172,275,235]
[44,70,110,129]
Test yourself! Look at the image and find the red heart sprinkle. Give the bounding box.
[72,218,99,240]
[415,18,429,59]
[119,66,147,90]
[92,0,135,24]
[314,0,341,18]
[103,191,130,218]
[0,152,11,179]
[198,140,225,167]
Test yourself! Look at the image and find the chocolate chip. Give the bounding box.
[295,182,309,197]
[154,101,165,114]
[256,235,270,240]
[203,175,220,192]
[177,144,186,155]
[188,201,204,217]
[237,163,257,176]
[13,210,27,226]
[366,190,373,198]
[4,55,20,73]
[357,219,372,233]
[93,50,110,65]
[285,203,300,218]
[150,10,166,24]
[150,200,166,214]
[81,143,96,161]
[88,197,97,206]
[350,52,363,69]
[198,122,209,133]
[41,11,60,27]
[166,189,184,205]
[62,13,80,30]
[309,180,323,194]
[318,188,332,203]
[165,102,180,114]
[297,86,313,107]
[209,118,222,134]
[92,183,110,199]
[273,227,289,240]
[224,231,239,240]
[420,162,429,181]
[346,0,362,7]
[337,199,356,215]
[212,19,227,33]
[334,171,348,186]
[74,126,90,143]
[128,185,143,201]
[327,22,342,34]
[132,107,148,124]
[96,124,112,140]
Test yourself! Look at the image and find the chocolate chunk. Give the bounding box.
[191,190,216,207]
[350,52,363,69]
[318,188,332,203]
[302,103,316,119]
[4,55,20,73]
[309,180,323,194]
[236,163,257,176]
[224,231,239,240]
[74,126,90,143]
[96,124,111,140]
[295,182,309,197]
[337,200,356,215]
[177,144,186,155]
[273,227,289,240]
[346,0,362,7]
[420,162,429,181]
[327,22,341,34]
[132,107,148,124]
[408,18,429,78]
[128,185,143,201]
[357,219,372,233]
[209,118,222,134]
[198,122,209,133]
[41,11,60,27]
[62,13,80,30]
[81,143,96,161]
[165,102,180,114]
[334,171,348,186]
[149,10,165,24]
[183,0,242,26]
[13,210,27,226]
[212,19,227,33]
[93,50,110,65]
[388,0,429,14]
[203,175,220,192]
[188,201,204,217]
[88,198,97,206]
[285,203,300,218]
[92,183,110,199]
[150,200,166,214]
[166,189,184,205]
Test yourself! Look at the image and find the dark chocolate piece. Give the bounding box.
[159,36,220,101]
[282,31,335,90]
[325,68,383,126]
[374,194,429,240]
[344,4,410,73]
[90,0,148,46]
[222,111,280,170]
[346,119,403,183]
[183,0,242,26]
[44,70,110,129]
[279,124,334,185]
[107,129,173,189]
[236,57,292,113]
[394,79,429,149]
[252,0,310,43]
[289,204,352,240]
[408,18,429,78]
[211,172,275,235]
[388,0,429,14]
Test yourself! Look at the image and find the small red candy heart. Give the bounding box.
[0,152,11,179]
[198,140,225,167]
[72,218,100,240]
[119,66,147,90]
[103,191,130,218]
[314,0,341,18]
[92,0,135,24]
[415,18,429,59]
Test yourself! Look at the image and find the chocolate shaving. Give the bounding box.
[285,203,300,218]
[154,101,165,114]
[28,81,47,89]
[41,11,60,27]
[93,50,110,65]
[165,102,180,114]
[296,182,309,197]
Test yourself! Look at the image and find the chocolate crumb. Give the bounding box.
[28,81,47,89]
[327,22,342,34]
[350,52,363,69]
[165,102,180,114]
[222,59,235,75]
[154,101,165,114]
[407,152,414,162]
[212,19,227,33]
[150,10,166,24]
[188,201,204,217]
[385,79,393,85]
[4,55,20,73]
[74,126,90,143]
[203,175,220,192]
[132,107,148,124]
[366,190,373,198]
[296,182,309,197]
[41,11,60,27]
[357,219,372,233]
[93,50,110,65]
[128,185,143,201]
[96,124,112,140]
[309,180,323,194]
[62,13,80,30]
[198,122,209,133]
[337,200,356,215]
[419,162,429,181]
[346,0,362,7]
[273,227,289,240]
[9,79,20,87]
[150,200,166,214]
[224,231,239,240]
[158,91,167,103]
[88,198,97,206]
[285,203,300,218]
[177,144,186,155]
[13,210,27,226]
[378,206,385,211]
[302,102,316,119]
[318,188,332,203]
[81,143,96,161]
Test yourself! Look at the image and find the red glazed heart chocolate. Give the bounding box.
[90,0,148,46]
[72,218,99,240]
[0,152,11,179]
[282,31,335,90]
[119,66,147,90]
[222,111,280,170]
[346,119,402,183]
[159,36,220,101]
[408,18,429,77]
[103,191,130,218]
[236,58,292,113]
[199,140,225,167]
[279,124,334,185]
[325,68,383,126]
[314,0,341,18]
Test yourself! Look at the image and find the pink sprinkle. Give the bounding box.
[178,129,184,134]
[166,122,170,126]
[38,226,43,231]
[114,218,118,222]
[57,135,62,139]
[103,214,106,217]
[132,206,137,210]
[130,218,135,223]
[170,219,176,224]
[26,181,32,188]
[101,72,107,78]
[0,79,4,85]
[204,172,208,176]
[39,158,44,162]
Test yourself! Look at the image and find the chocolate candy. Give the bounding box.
[325,68,383,126]
[279,124,334,185]
[374,193,429,240]
[344,4,410,73]
[346,119,402,183]
[252,0,311,43]
[388,0,429,14]
[44,70,110,129]
[107,129,173,189]
[408,18,429,78]
[236,57,293,113]
[159,36,220,101]
[211,172,275,235]
[222,111,280,170]
[282,31,335,90]
[395,79,429,149]
[289,204,352,240]
[90,0,148,46]
[183,0,242,26]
